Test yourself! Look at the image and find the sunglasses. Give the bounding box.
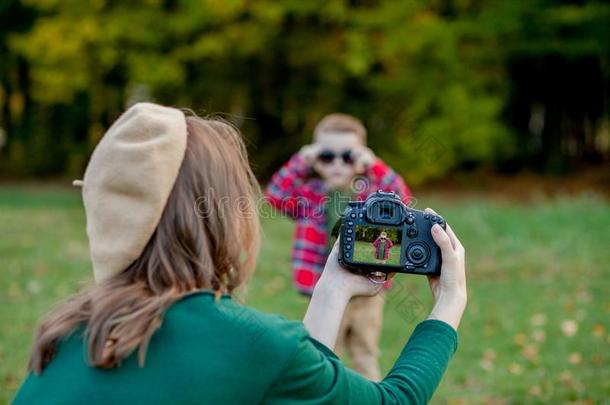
[317,150,354,165]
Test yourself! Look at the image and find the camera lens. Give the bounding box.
[407,243,429,265]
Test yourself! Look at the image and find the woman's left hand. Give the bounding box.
[315,239,384,300]
[305,239,384,349]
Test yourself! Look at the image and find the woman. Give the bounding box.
[13,103,467,404]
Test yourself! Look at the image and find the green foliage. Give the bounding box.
[0,0,608,181]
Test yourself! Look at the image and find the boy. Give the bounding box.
[373,232,393,265]
[265,113,411,380]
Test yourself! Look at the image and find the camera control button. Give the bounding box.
[404,264,415,270]
[358,213,364,218]
[423,213,430,220]
[346,237,352,242]
[407,227,418,238]
[346,244,352,250]
[407,243,429,265]
[431,215,440,223]
[347,220,354,226]
[345,252,352,258]
[406,215,415,225]
[347,229,353,234]
[350,213,357,219]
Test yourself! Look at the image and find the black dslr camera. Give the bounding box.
[337,190,445,278]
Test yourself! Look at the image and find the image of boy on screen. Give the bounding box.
[373,232,393,264]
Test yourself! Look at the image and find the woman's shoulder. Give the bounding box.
[166,291,308,357]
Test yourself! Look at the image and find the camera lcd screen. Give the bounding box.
[352,225,402,266]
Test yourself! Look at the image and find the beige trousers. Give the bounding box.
[335,294,385,381]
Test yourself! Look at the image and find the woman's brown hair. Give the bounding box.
[28,116,261,373]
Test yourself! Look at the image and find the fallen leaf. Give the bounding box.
[558,370,573,383]
[532,329,546,343]
[575,309,587,321]
[509,362,523,375]
[514,333,528,346]
[568,352,582,365]
[591,354,603,365]
[558,371,585,392]
[8,283,23,299]
[528,385,542,396]
[4,374,18,389]
[479,348,496,371]
[561,320,578,337]
[27,279,41,295]
[576,290,592,303]
[592,324,605,338]
[479,358,493,371]
[530,313,546,326]
[522,344,539,362]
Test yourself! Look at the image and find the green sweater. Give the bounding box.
[13,292,457,404]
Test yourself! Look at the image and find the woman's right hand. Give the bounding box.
[425,208,467,331]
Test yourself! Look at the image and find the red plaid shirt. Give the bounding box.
[265,153,412,294]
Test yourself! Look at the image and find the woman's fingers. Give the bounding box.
[431,223,456,263]
[444,223,463,252]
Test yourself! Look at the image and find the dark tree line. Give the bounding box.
[1,0,608,183]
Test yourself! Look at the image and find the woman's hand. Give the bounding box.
[316,239,385,301]
[303,239,383,349]
[425,208,467,331]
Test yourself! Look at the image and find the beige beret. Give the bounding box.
[78,103,187,282]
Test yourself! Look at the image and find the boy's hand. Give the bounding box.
[299,143,322,167]
[352,145,376,174]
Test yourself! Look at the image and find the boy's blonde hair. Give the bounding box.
[314,113,367,143]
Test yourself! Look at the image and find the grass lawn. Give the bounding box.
[1,186,609,403]
[352,240,401,266]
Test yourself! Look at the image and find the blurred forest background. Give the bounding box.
[1,0,609,185]
[1,1,610,403]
